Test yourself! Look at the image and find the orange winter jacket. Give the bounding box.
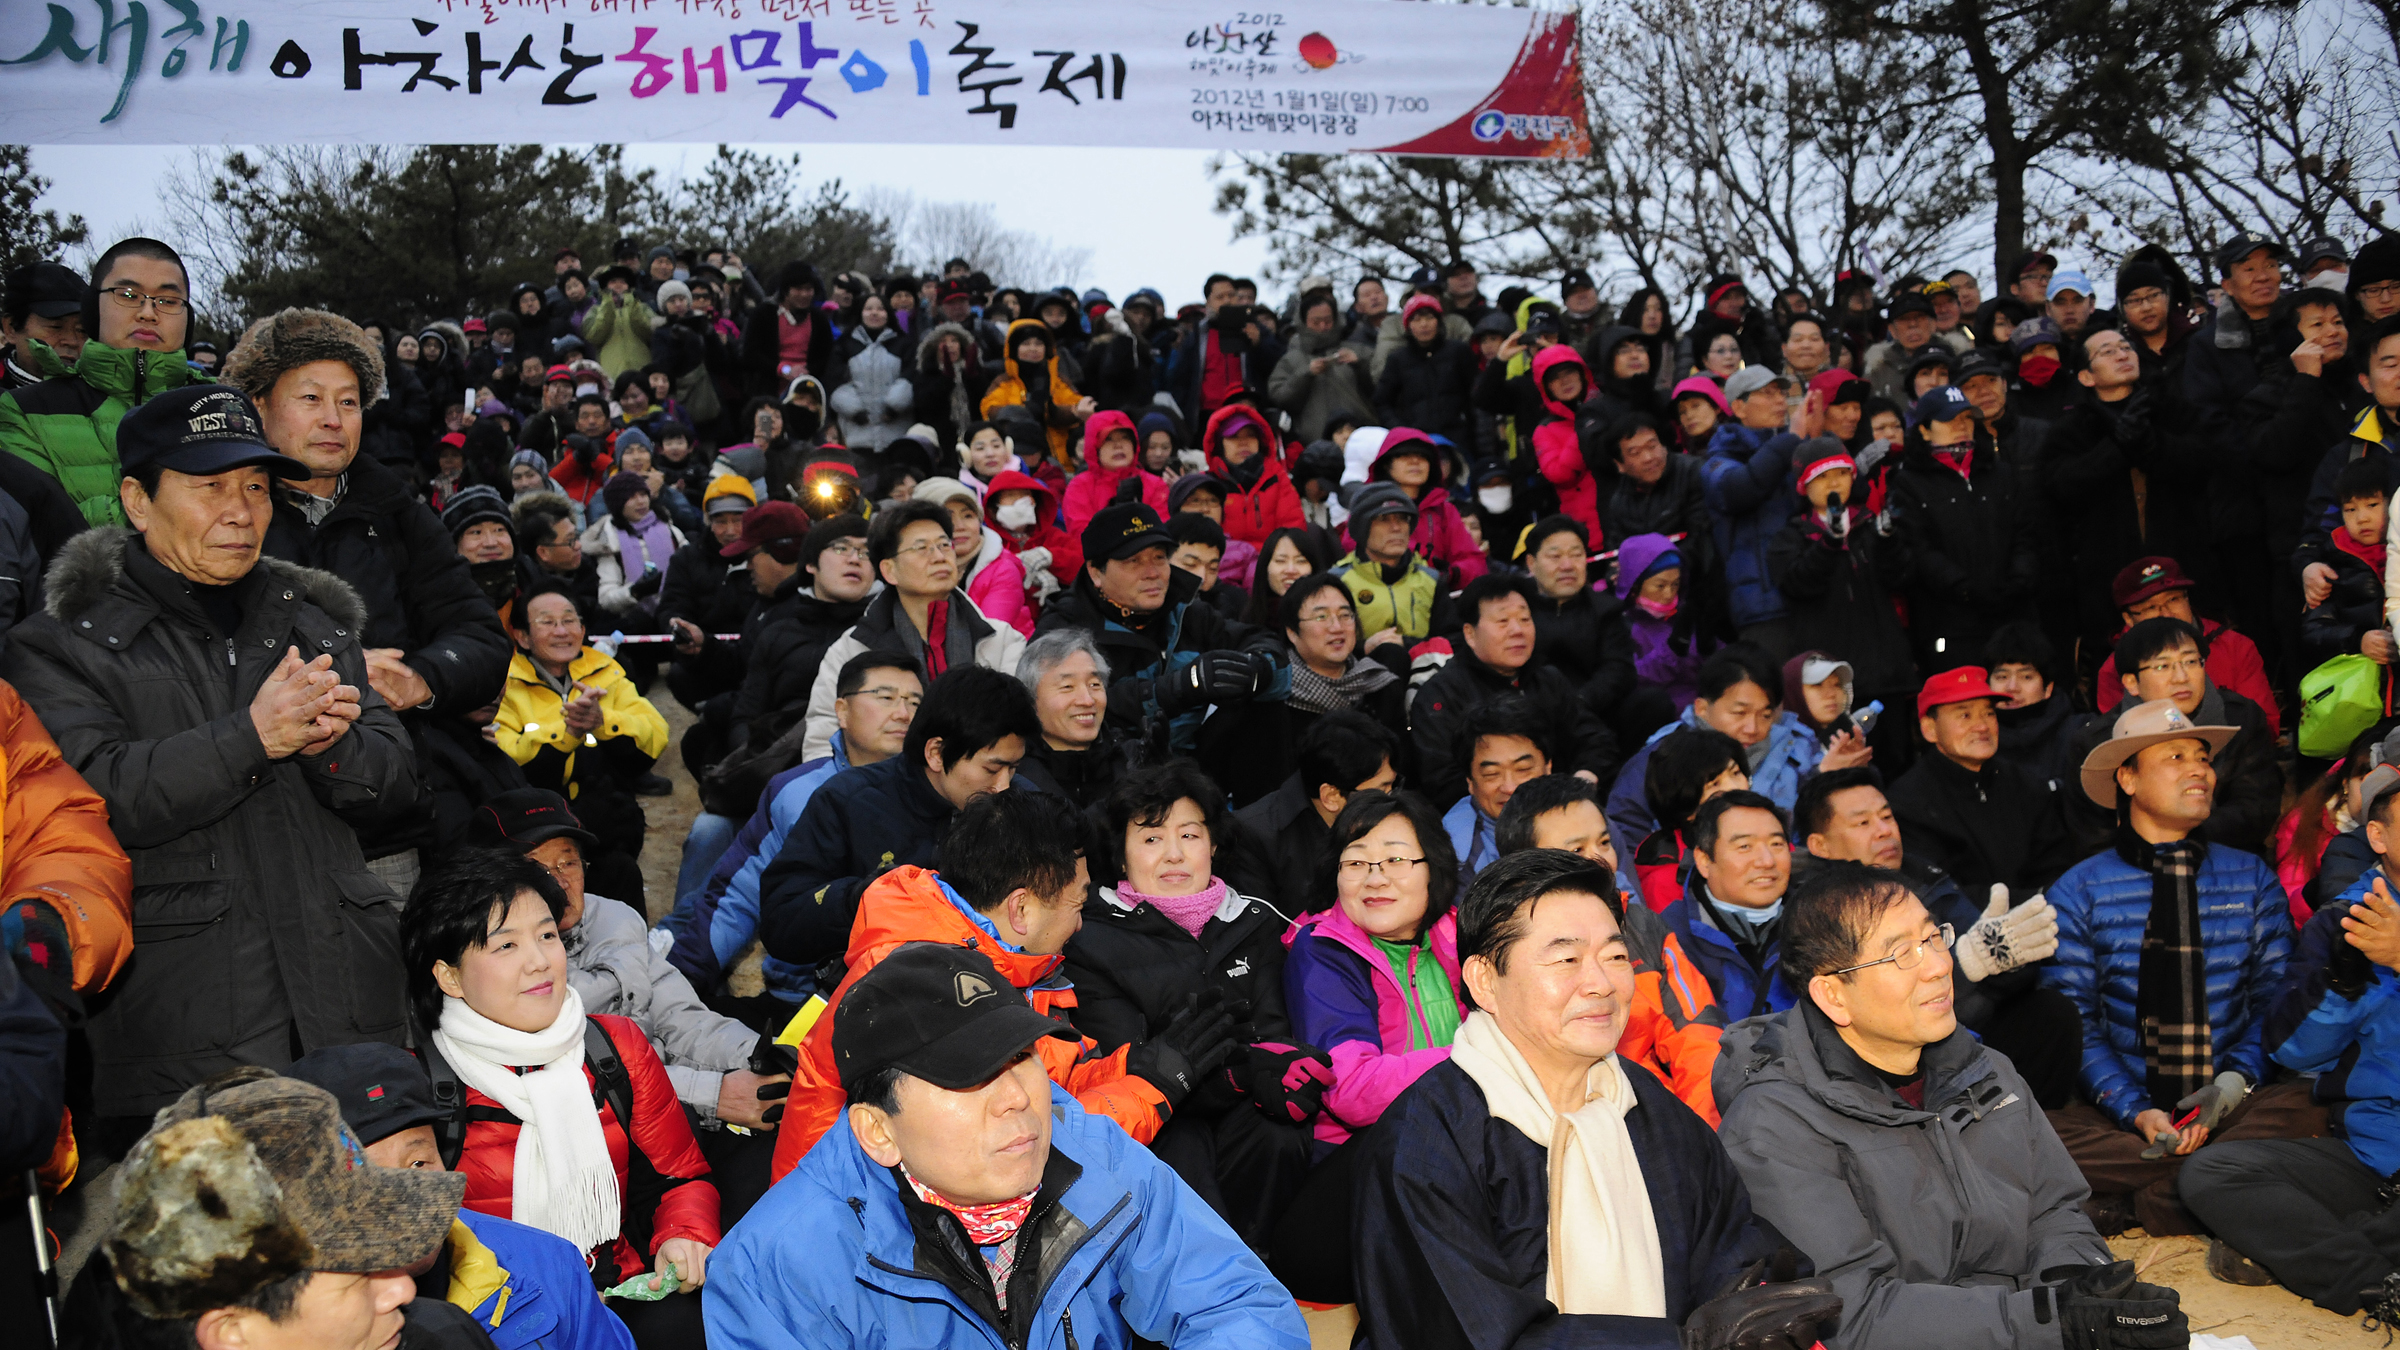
[769,865,1171,1182]
[0,679,130,993]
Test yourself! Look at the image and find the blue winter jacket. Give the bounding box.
[661,735,853,1001]
[2268,866,2400,1175]
[2040,839,2293,1129]
[449,1209,632,1350]
[1606,706,1822,856]
[1659,874,1798,1022]
[1701,420,1802,628]
[704,1083,1309,1350]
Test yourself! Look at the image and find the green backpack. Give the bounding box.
[2300,653,2390,759]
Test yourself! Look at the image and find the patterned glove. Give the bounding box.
[1952,885,2059,983]
[1,898,68,976]
[1245,1043,1334,1123]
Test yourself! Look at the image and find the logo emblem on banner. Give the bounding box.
[1472,111,1506,141]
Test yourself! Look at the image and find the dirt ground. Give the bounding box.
[641,693,2367,1348]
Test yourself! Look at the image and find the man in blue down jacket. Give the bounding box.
[1702,365,1806,658]
[2038,698,2319,1238]
[706,943,1306,1350]
[1716,860,2178,1350]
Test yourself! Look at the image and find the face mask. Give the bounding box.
[1477,486,1513,514]
[576,382,601,398]
[2308,268,2350,293]
[995,499,1037,530]
[2018,352,2061,386]
[1636,594,1678,619]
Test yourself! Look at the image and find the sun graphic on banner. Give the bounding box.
[1298,33,1338,69]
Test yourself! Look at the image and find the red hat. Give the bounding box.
[462,317,487,334]
[1401,293,1445,324]
[2111,555,2193,610]
[1796,450,1855,492]
[1917,665,2003,718]
[721,500,812,559]
[543,364,573,385]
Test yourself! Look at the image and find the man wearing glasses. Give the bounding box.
[2039,698,2324,1243]
[2065,615,2282,857]
[0,236,196,526]
[1715,859,2178,1350]
[799,500,1025,760]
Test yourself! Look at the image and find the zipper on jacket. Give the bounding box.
[1404,946,1432,1051]
[1061,1308,1077,1350]
[134,349,146,402]
[226,638,237,669]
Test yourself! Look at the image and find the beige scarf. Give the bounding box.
[1449,1010,1666,1317]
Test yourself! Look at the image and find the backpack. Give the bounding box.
[2300,653,2391,759]
[420,1016,634,1171]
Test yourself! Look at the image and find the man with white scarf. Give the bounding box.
[1353,848,1841,1350]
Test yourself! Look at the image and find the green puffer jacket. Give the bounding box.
[581,291,656,380]
[0,339,194,527]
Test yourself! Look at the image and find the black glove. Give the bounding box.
[1680,1279,1842,1350]
[2039,1260,2187,1350]
[2111,389,2153,452]
[1244,1042,1334,1123]
[1124,990,1238,1109]
[1155,651,1264,716]
[631,568,664,599]
[2332,932,2376,1000]
[748,1033,797,1123]
[1112,475,1145,504]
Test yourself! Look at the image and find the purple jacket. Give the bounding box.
[1616,531,1701,709]
[1282,904,1462,1146]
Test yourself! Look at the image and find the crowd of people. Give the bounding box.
[8,218,2400,1349]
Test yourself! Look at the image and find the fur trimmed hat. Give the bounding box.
[223,307,388,409]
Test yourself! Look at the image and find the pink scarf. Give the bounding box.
[1120,876,1227,939]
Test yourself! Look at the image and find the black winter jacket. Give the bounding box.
[740,303,835,400]
[1355,1057,1793,1350]
[1766,508,1916,700]
[0,531,418,1116]
[1887,752,2078,902]
[2042,391,2212,641]
[1220,777,1332,921]
[1888,441,2036,670]
[755,754,955,973]
[1528,585,1639,717]
[1375,336,1479,447]
[1195,643,1411,809]
[656,541,755,701]
[1410,648,1617,810]
[730,579,869,749]
[2293,532,2385,670]
[1063,884,1296,1057]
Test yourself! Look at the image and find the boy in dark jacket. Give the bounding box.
[2295,457,2394,672]
[1375,294,1479,447]
[1890,386,2037,671]
[1766,441,1915,719]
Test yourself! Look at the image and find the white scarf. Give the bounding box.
[1449,1010,1666,1317]
[432,989,621,1256]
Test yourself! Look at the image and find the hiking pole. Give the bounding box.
[26,1168,58,1346]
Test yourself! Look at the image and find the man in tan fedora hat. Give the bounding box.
[2036,698,2326,1241]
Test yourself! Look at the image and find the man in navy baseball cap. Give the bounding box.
[117,383,310,485]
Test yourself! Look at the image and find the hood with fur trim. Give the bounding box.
[223,308,388,408]
[45,527,370,635]
[915,321,981,372]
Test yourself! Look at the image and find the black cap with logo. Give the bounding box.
[285,1042,449,1147]
[1080,502,1174,567]
[2214,230,2291,276]
[117,384,310,481]
[468,787,599,851]
[5,260,85,318]
[833,943,1080,1095]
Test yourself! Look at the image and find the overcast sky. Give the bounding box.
[27,143,1274,305]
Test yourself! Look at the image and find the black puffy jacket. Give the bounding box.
[0,531,419,1117]
[731,578,870,749]
[1528,584,1639,718]
[1374,335,1479,447]
[1888,438,2037,671]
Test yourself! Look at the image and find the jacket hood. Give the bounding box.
[422,321,467,361]
[1590,324,1644,371]
[1082,409,1138,463]
[982,468,1058,519]
[1611,533,1681,599]
[1367,426,1440,481]
[915,321,980,372]
[1671,375,1732,416]
[846,865,1066,988]
[44,526,370,634]
[1530,343,1593,422]
[1201,401,1276,461]
[1000,317,1061,385]
[784,374,828,406]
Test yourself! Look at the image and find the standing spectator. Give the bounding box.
[1863,291,1946,405]
[582,264,657,381]
[0,237,195,527]
[1768,441,1916,724]
[743,262,835,398]
[1270,289,1375,443]
[1060,410,1170,535]
[228,308,514,896]
[2,386,418,1136]
[1703,365,1810,658]
[1367,425,1487,586]
[1201,403,1305,549]
[0,260,85,393]
[1523,344,1606,544]
[1890,386,2037,672]
[1597,414,1711,562]
[827,292,915,454]
[1375,294,1479,447]
[2041,698,2323,1238]
[980,320,1093,470]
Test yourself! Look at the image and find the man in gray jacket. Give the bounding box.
[0,385,419,1142]
[467,787,790,1220]
[1714,859,2188,1350]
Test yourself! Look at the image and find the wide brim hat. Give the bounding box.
[2078,697,2239,806]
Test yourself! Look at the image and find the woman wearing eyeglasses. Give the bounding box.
[1197,571,1409,807]
[1271,787,1464,1304]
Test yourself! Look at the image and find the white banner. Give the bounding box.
[0,0,1589,157]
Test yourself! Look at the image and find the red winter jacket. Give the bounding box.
[1202,403,1304,547]
[451,1014,720,1286]
[1368,426,1489,586]
[1060,411,1169,536]
[1531,345,1602,546]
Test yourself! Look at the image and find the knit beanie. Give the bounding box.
[602,471,650,516]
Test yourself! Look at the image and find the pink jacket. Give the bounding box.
[1530,346,1602,546]
[1281,903,1463,1146]
[962,527,1032,636]
[1061,411,1170,535]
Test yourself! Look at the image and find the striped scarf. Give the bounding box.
[2119,828,2213,1108]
